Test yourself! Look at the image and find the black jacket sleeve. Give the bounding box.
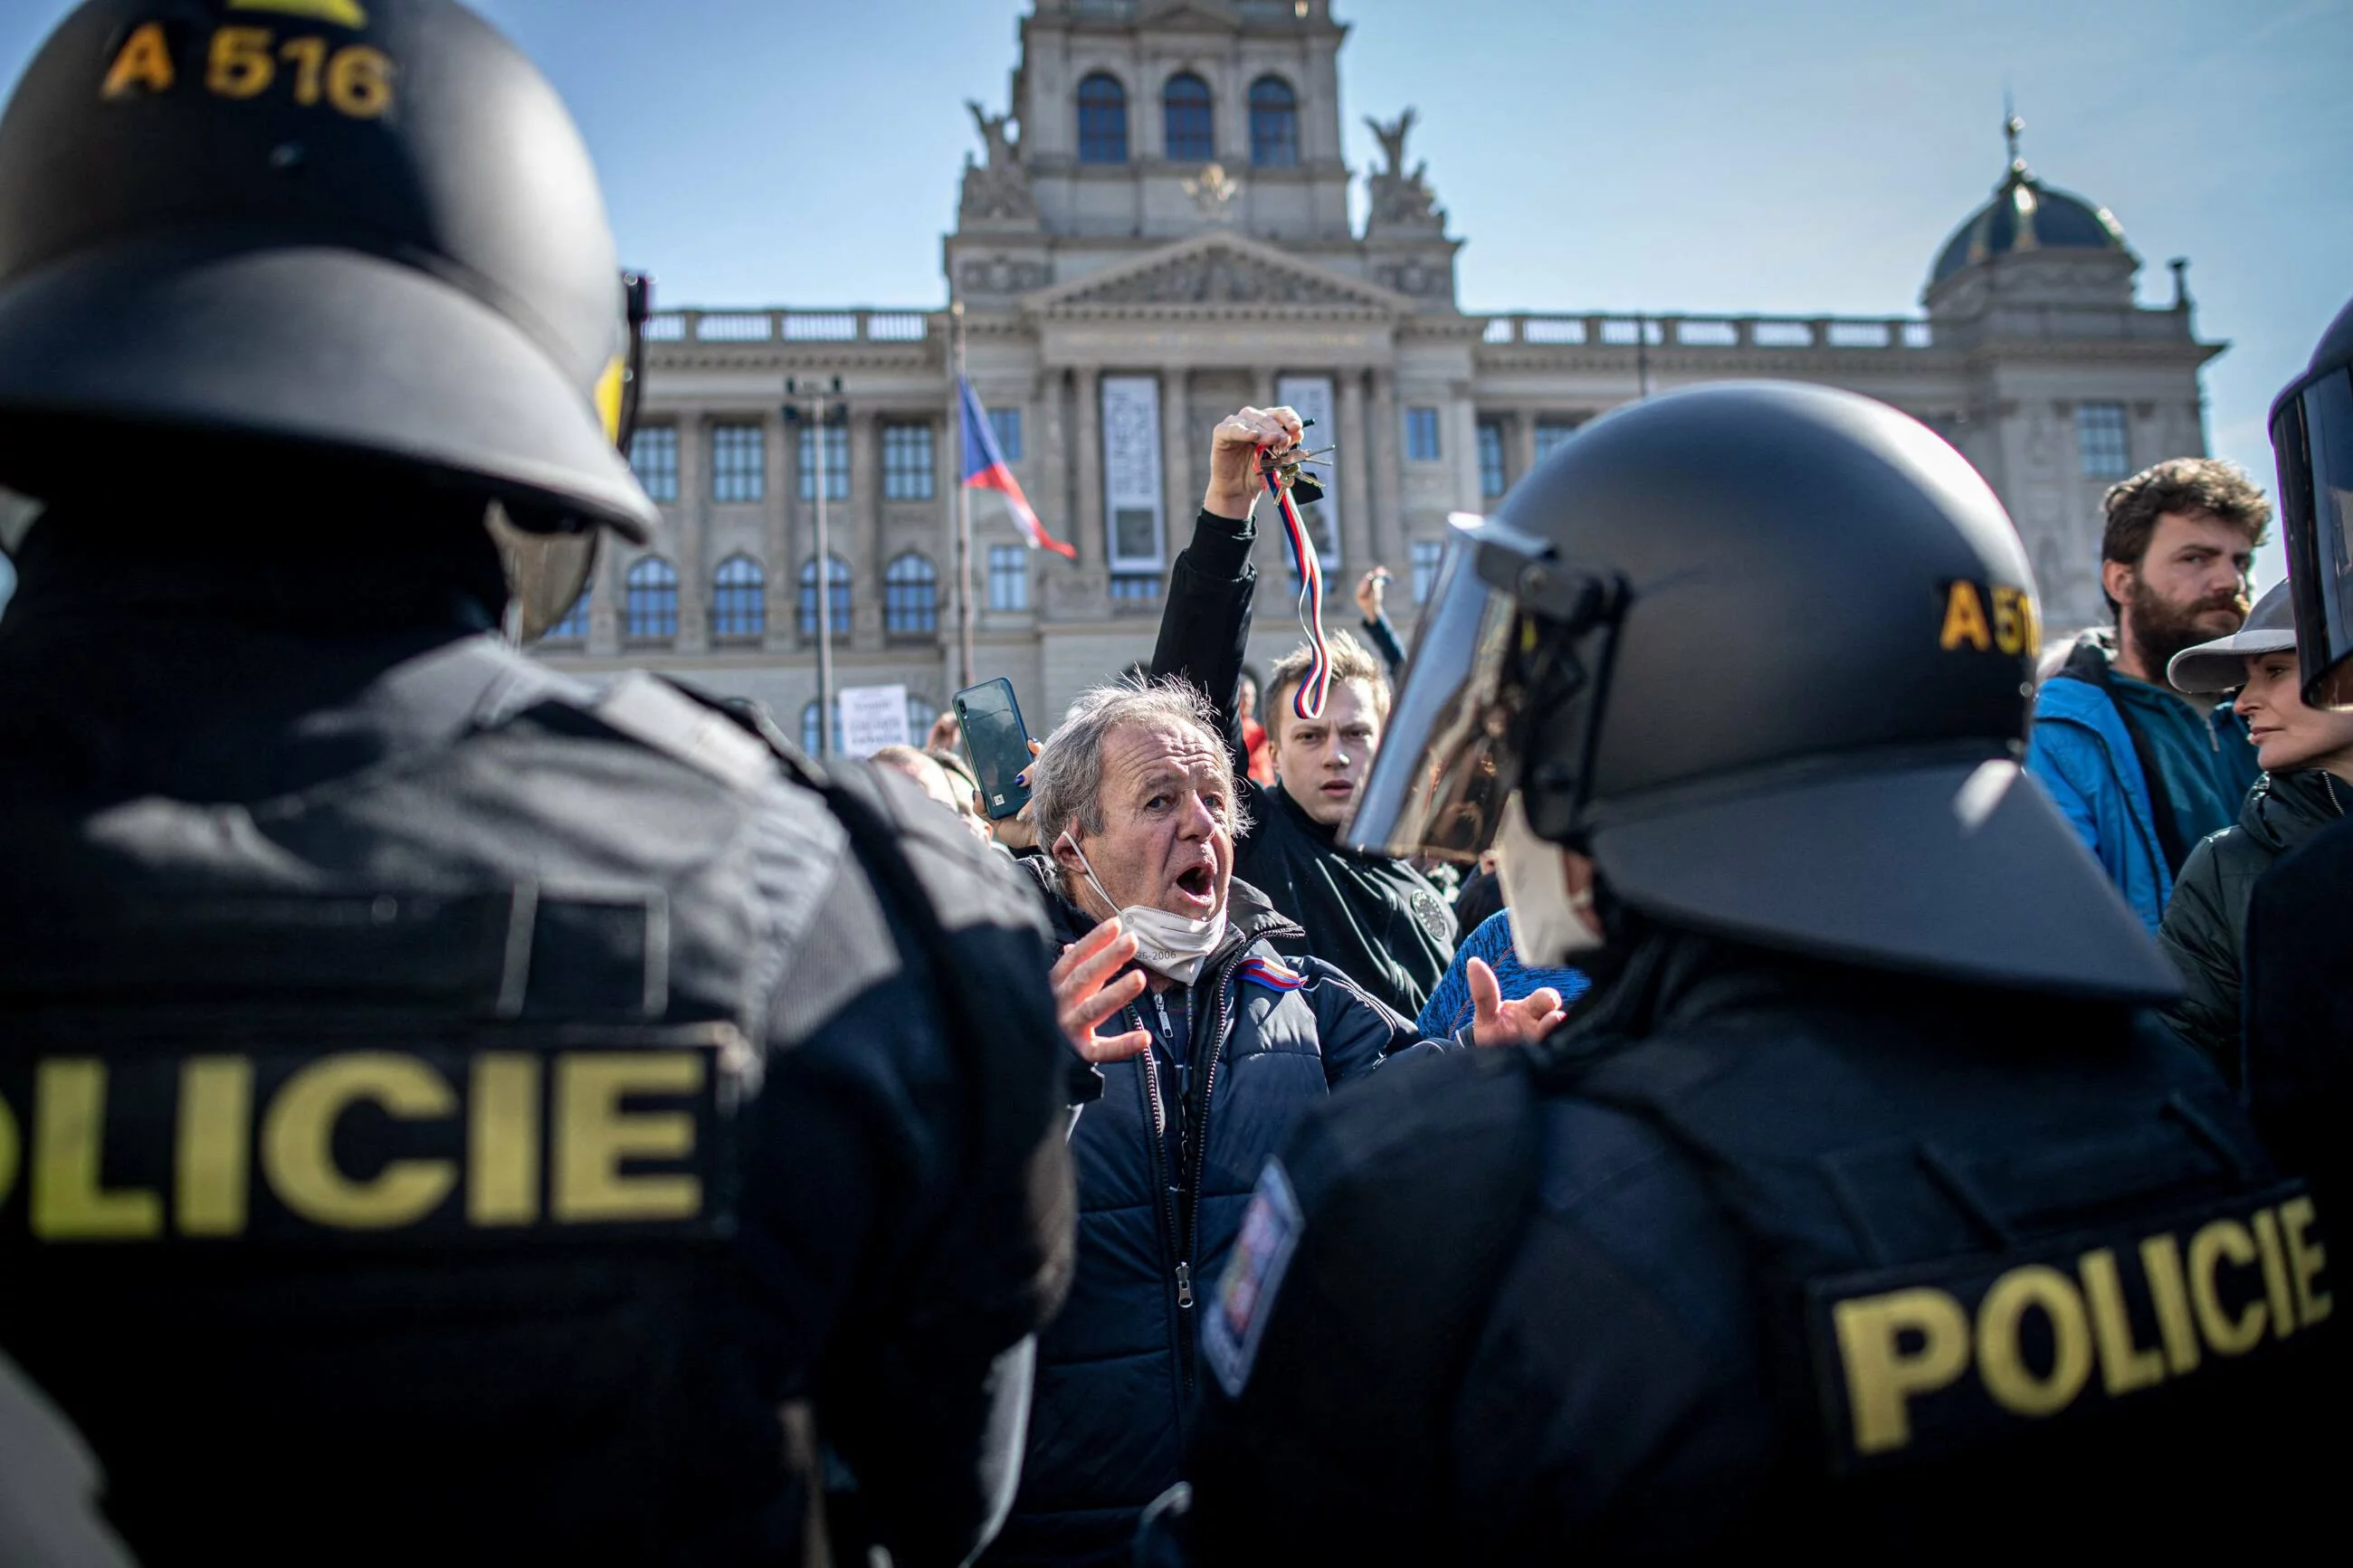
[1360,613,1406,678]
[1151,508,1259,776]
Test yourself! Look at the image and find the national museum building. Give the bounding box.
[547,0,2223,747]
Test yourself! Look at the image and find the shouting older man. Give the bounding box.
[986,679,1562,1567]
[1148,405,1461,1022]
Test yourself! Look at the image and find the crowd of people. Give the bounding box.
[0,4,2348,1566]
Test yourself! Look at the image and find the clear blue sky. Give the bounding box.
[2,0,2345,603]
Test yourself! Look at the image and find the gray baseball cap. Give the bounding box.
[2168,581,2297,694]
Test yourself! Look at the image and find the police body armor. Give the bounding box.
[1206,940,2336,1562]
[0,638,1008,1563]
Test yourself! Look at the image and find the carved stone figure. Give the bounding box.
[1182,162,1240,223]
[1367,108,1415,177]
[1364,107,1442,231]
[958,256,1052,296]
[960,100,1038,224]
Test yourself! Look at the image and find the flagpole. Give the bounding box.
[951,300,976,694]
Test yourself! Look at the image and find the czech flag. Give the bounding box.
[960,375,1074,559]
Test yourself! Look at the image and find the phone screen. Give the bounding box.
[954,678,1033,821]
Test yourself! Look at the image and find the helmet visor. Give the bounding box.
[2272,364,2353,709]
[1346,518,1624,862]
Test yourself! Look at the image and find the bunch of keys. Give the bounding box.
[1258,418,1336,504]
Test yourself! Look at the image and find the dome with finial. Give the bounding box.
[1929,110,2129,286]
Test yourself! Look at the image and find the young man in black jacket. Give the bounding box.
[1148,405,1457,1022]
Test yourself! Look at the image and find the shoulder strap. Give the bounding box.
[678,687,1070,1336]
[2077,658,2194,876]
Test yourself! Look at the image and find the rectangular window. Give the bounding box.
[1476,420,1506,498]
[988,544,1029,612]
[989,406,1024,463]
[797,423,849,500]
[1411,539,1444,605]
[629,426,678,502]
[1404,406,1442,462]
[1533,418,1582,464]
[1110,572,1163,607]
[882,423,936,500]
[710,423,764,503]
[2077,402,2130,480]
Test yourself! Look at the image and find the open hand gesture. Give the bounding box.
[1467,956,1567,1049]
[1052,917,1151,1064]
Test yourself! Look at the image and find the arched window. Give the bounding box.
[800,698,842,756]
[1077,72,1129,164]
[798,554,851,638]
[1163,71,1213,161]
[624,556,678,641]
[544,585,590,642]
[711,554,765,639]
[884,551,939,636]
[1248,76,1298,167]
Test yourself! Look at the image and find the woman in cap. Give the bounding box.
[2157,580,2353,1081]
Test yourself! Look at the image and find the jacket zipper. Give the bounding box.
[1132,1001,1191,1405]
[1173,960,1243,1401]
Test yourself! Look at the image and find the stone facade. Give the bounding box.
[540,0,2222,746]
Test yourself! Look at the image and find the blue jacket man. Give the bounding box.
[2024,459,2271,929]
[2028,630,2256,929]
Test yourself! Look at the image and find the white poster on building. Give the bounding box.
[1100,374,1165,573]
[1275,374,1339,569]
[838,683,910,758]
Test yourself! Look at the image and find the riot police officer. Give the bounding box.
[0,4,1072,1564]
[1171,384,2334,1561]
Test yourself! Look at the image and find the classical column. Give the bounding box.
[1162,364,1193,558]
[763,404,793,653]
[1074,367,1104,570]
[1247,366,1285,586]
[1510,409,1537,490]
[1338,369,1377,569]
[1450,385,1482,513]
[1369,367,1404,565]
[672,413,710,651]
[849,408,881,651]
[1038,366,1071,562]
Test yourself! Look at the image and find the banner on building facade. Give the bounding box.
[1275,374,1339,569]
[1101,374,1165,573]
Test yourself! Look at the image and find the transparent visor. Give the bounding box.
[498,271,649,645]
[1346,519,1624,862]
[2272,365,2353,710]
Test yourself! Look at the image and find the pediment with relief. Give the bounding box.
[1032,234,1406,316]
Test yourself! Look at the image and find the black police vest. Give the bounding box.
[0,643,862,1563]
[1537,1009,2335,1554]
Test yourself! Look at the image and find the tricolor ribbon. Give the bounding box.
[1262,461,1330,721]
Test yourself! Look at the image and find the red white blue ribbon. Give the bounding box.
[1235,955,1307,992]
[1262,464,1330,721]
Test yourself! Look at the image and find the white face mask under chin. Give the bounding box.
[1496,795,1603,965]
[1059,834,1227,986]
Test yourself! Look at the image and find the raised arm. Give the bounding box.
[1148,406,1304,774]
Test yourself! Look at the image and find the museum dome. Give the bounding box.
[1930,115,2129,285]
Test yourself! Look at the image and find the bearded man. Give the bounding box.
[2027,457,2269,929]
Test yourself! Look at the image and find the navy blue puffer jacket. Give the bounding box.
[982,862,1452,1566]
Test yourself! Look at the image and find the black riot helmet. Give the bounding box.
[0,0,657,634]
[1349,382,2178,1000]
[2269,294,2353,710]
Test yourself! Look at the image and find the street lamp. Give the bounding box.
[786,375,843,758]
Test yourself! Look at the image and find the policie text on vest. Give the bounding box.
[0,1041,737,1243]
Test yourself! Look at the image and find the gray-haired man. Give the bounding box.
[989,678,1563,1565]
